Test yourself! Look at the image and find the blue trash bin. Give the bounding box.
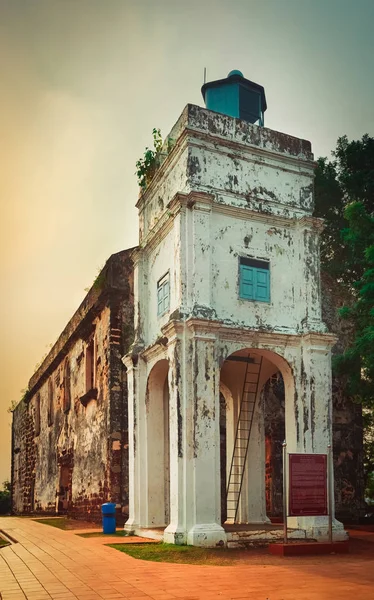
[102,502,116,534]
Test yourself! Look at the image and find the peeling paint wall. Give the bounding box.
[12,250,134,521]
[127,104,349,544]
[261,273,365,522]
[135,104,324,351]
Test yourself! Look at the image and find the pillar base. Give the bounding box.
[187,523,227,547]
[163,524,187,545]
[124,518,138,533]
[287,517,348,541]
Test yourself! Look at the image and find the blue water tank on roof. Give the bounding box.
[201,70,267,126]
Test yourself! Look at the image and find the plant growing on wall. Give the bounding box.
[135,128,163,190]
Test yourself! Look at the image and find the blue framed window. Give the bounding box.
[239,257,270,302]
[157,273,170,317]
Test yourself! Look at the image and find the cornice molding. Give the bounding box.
[217,325,302,348]
[139,191,317,251]
[141,343,168,364]
[186,127,316,174]
[137,319,337,361]
[210,200,303,227]
[161,320,185,341]
[186,318,222,341]
[301,332,338,349]
[136,119,315,216]
[298,216,325,232]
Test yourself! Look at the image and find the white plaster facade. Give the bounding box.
[123,104,346,546]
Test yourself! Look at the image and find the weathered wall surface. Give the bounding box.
[261,274,365,521]
[137,228,179,347]
[137,103,314,243]
[12,250,134,521]
[135,104,324,351]
[12,308,111,519]
[12,399,37,513]
[128,104,349,544]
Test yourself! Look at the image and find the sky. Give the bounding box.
[0,0,373,485]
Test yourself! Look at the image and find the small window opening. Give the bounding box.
[239,257,270,302]
[48,378,54,427]
[157,273,170,317]
[63,359,71,413]
[85,338,96,392]
[35,393,41,436]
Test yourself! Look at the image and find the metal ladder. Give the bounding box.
[226,354,263,523]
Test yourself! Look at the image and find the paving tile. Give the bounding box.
[2,518,374,600]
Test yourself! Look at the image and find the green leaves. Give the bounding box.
[315,135,374,409]
[314,135,374,286]
[334,202,374,407]
[135,128,163,190]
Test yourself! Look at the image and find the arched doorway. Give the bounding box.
[145,359,170,528]
[220,348,292,525]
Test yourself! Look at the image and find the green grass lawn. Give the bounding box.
[0,536,10,548]
[33,517,70,530]
[108,542,241,565]
[78,530,129,538]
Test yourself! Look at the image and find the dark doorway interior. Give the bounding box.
[264,373,285,519]
[220,392,227,524]
[57,464,72,514]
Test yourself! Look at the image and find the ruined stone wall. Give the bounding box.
[107,258,134,519]
[12,399,37,513]
[12,249,134,521]
[13,307,112,519]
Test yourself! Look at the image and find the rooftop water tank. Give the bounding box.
[201,70,267,126]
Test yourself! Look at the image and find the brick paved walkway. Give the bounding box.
[1,517,374,600]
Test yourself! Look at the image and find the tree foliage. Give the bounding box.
[314,134,374,287]
[315,134,374,495]
[315,134,374,407]
[334,202,374,406]
[0,480,11,514]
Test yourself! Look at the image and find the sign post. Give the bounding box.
[270,447,345,555]
[282,441,287,544]
[327,444,333,544]
[289,453,328,517]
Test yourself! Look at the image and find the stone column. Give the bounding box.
[123,354,147,531]
[285,334,346,540]
[163,325,187,544]
[186,322,226,546]
[164,320,226,547]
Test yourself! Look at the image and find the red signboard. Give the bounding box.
[289,453,327,516]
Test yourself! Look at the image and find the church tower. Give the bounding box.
[123,71,346,546]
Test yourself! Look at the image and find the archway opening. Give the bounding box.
[220,348,292,526]
[145,359,170,528]
[57,457,73,515]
